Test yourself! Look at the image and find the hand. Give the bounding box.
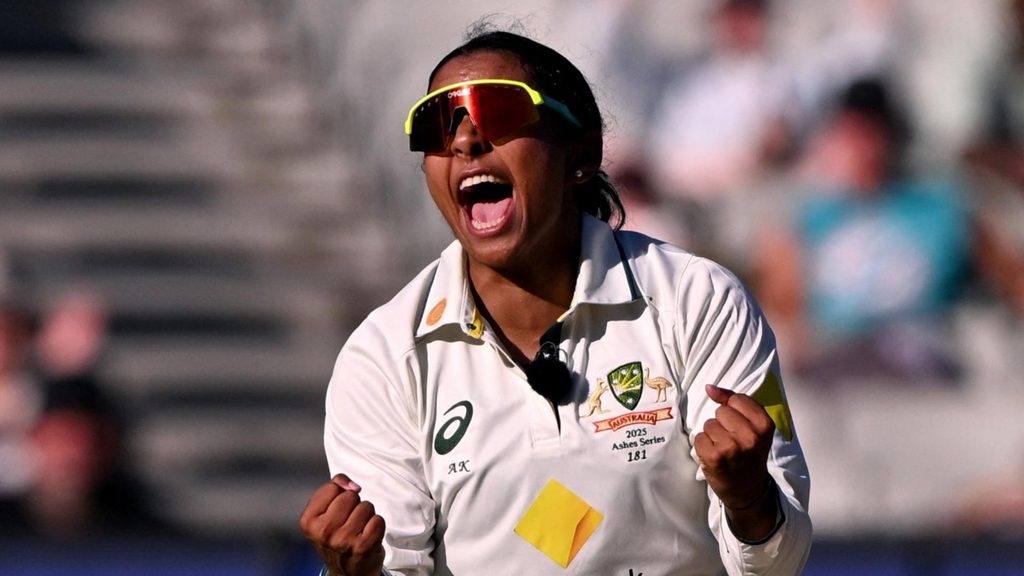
[299,474,386,576]
[695,385,778,539]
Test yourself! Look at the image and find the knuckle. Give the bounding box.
[299,504,322,528]
[319,481,342,497]
[739,429,758,447]
[301,520,324,541]
[694,433,711,450]
[702,450,723,467]
[360,501,376,517]
[328,532,353,553]
[752,420,772,439]
[718,442,738,459]
[313,523,334,543]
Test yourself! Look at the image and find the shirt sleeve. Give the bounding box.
[675,257,813,575]
[324,321,435,576]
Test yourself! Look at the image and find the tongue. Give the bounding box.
[470,196,512,223]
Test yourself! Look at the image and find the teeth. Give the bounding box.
[459,174,507,190]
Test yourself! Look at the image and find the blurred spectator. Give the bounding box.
[782,0,899,139]
[3,388,117,539]
[0,291,160,539]
[34,291,109,387]
[753,77,1024,385]
[959,0,1024,313]
[0,379,159,540]
[0,302,44,498]
[647,0,795,204]
[963,0,1024,190]
[953,466,1024,538]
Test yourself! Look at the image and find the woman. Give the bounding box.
[300,30,811,575]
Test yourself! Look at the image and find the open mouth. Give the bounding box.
[459,175,514,233]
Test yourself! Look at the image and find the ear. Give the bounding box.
[566,129,603,184]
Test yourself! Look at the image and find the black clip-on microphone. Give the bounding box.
[524,322,573,404]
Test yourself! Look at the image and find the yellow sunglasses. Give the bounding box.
[404,79,582,153]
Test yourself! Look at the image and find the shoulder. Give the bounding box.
[326,257,442,421]
[614,228,694,276]
[616,229,749,301]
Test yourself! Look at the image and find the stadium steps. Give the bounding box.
[0,0,392,538]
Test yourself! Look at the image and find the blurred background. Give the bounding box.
[1,0,1023,574]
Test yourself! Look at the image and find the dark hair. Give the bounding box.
[837,76,912,173]
[428,29,625,229]
[839,78,908,141]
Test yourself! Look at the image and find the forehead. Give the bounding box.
[429,51,530,91]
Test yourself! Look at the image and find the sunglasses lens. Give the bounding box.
[468,84,539,144]
[408,83,540,153]
[409,94,451,153]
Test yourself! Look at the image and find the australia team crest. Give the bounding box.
[607,361,644,410]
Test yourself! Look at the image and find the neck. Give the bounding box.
[468,232,580,365]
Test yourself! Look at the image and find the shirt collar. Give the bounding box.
[415,214,640,340]
[415,240,483,340]
[570,214,640,308]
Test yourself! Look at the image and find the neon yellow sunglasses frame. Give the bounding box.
[403,78,582,140]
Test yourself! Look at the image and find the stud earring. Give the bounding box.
[575,169,584,178]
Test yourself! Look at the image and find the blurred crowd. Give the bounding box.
[578,0,1024,386]
[0,289,155,540]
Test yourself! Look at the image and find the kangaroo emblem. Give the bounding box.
[584,378,609,416]
[644,367,671,403]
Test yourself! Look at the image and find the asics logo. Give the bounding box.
[434,400,474,455]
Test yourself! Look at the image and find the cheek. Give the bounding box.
[423,159,452,205]
[534,155,573,209]
[508,141,569,191]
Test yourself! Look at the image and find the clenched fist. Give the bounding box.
[694,385,780,541]
[299,474,386,576]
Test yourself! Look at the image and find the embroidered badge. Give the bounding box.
[426,298,447,326]
[608,361,644,410]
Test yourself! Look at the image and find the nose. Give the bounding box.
[449,111,490,157]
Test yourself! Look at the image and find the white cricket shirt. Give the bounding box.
[325,215,812,575]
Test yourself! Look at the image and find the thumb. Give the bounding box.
[705,384,735,405]
[331,474,362,493]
